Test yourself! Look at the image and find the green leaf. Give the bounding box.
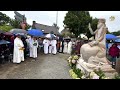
[63,11,92,38]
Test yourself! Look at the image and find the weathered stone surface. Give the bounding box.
[115,58,120,74]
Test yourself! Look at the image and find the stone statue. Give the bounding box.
[76,18,115,76]
[81,19,108,62]
[88,19,107,50]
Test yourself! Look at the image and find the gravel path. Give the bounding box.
[0,53,71,79]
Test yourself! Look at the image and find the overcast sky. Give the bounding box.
[0,11,120,32]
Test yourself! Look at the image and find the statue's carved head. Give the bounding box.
[99,18,106,23]
[97,18,106,29]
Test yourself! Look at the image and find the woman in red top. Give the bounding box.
[109,43,119,66]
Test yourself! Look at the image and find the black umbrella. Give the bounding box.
[0,30,5,34]
[9,29,28,34]
[0,40,11,45]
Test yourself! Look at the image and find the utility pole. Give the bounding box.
[56,11,58,26]
[56,11,59,35]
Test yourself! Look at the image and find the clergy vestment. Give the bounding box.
[13,37,24,63]
[63,41,68,53]
[49,40,52,54]
[43,39,50,54]
[29,37,34,57]
[32,39,38,58]
[67,41,72,54]
[51,39,57,54]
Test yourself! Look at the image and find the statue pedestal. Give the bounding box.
[115,58,120,73]
[76,56,117,78]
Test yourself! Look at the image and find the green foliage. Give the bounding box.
[0,25,13,32]
[113,74,120,79]
[0,12,31,30]
[111,30,120,36]
[10,19,21,28]
[63,11,92,38]
[0,12,11,26]
[25,24,31,30]
[73,66,83,78]
[52,23,59,30]
[62,31,75,38]
[94,68,106,79]
[107,30,111,34]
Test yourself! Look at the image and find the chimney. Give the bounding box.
[32,21,36,29]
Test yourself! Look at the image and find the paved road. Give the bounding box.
[0,53,71,79]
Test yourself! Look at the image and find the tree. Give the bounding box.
[0,12,11,25]
[25,24,31,30]
[10,19,21,28]
[0,25,13,32]
[63,11,92,38]
[111,30,120,36]
[61,31,75,38]
[107,30,111,34]
[52,23,59,30]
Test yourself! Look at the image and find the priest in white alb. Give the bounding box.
[43,38,50,54]
[13,34,25,64]
[63,40,68,54]
[29,36,34,58]
[49,40,52,54]
[51,38,57,55]
[67,40,72,54]
[31,37,38,60]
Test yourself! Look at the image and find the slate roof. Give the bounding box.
[35,23,60,35]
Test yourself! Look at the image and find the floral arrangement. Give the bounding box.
[113,74,120,79]
[67,55,110,79]
[67,55,79,68]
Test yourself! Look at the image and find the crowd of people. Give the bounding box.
[0,32,89,64]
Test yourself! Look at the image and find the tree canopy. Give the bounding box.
[63,11,92,38]
[0,25,13,32]
[52,23,59,30]
[0,12,31,31]
[0,12,11,26]
[111,30,120,36]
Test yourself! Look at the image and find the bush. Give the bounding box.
[0,25,13,32]
[113,74,120,79]
[94,68,106,79]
